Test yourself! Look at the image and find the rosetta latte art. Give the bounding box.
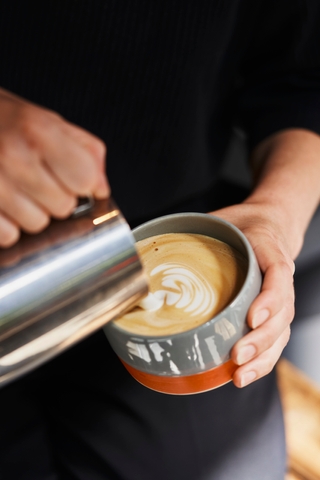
[148,263,216,317]
[114,233,247,335]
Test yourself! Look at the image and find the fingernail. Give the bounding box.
[236,344,256,365]
[240,371,257,387]
[252,308,269,329]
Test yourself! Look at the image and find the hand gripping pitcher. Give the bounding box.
[0,198,148,387]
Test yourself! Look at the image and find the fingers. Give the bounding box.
[232,326,291,388]
[38,117,110,198]
[211,203,298,388]
[1,91,110,202]
[0,142,77,219]
[231,248,295,388]
[0,213,20,247]
[0,216,94,267]
[61,122,108,178]
[248,259,295,330]
[0,91,110,247]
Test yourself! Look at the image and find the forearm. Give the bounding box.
[210,128,320,386]
[246,128,320,259]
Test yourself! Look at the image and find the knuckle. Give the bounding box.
[16,105,41,139]
[19,105,62,144]
[283,296,295,323]
[284,325,291,345]
[42,109,63,124]
[0,141,40,186]
[261,328,275,351]
[74,171,98,195]
[84,135,107,162]
[13,162,38,185]
[0,138,20,164]
[6,162,43,192]
[287,258,295,276]
[265,357,275,375]
[94,138,107,160]
[277,259,294,279]
[286,302,295,323]
[52,195,77,218]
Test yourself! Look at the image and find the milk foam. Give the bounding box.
[139,263,216,317]
[115,233,248,336]
[138,292,164,311]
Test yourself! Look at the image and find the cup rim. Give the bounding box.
[108,212,259,340]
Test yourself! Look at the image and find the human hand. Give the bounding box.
[0,88,110,247]
[210,201,296,388]
[0,214,94,269]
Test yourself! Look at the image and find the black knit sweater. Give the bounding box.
[0,0,319,220]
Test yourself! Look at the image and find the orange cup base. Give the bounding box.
[121,359,237,395]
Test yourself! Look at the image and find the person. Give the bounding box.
[0,1,319,479]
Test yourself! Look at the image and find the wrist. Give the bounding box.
[242,196,304,260]
[247,128,320,258]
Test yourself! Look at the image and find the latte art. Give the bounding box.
[144,263,216,317]
[114,233,248,335]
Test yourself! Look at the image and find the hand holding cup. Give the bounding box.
[104,213,262,394]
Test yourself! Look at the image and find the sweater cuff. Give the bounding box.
[238,87,320,152]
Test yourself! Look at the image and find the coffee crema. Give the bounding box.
[114,233,248,336]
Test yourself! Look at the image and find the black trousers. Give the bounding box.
[0,182,287,480]
[0,331,286,480]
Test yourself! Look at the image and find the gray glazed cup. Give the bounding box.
[104,212,262,394]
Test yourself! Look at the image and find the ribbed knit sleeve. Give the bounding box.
[236,0,320,151]
[0,1,319,219]
[0,0,242,220]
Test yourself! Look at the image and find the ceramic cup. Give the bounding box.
[104,212,262,394]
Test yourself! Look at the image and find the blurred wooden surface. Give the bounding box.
[277,359,320,480]
[286,474,305,480]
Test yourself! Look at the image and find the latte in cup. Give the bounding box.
[114,232,248,336]
[105,213,262,394]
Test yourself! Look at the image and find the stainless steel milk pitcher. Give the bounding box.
[0,198,148,387]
